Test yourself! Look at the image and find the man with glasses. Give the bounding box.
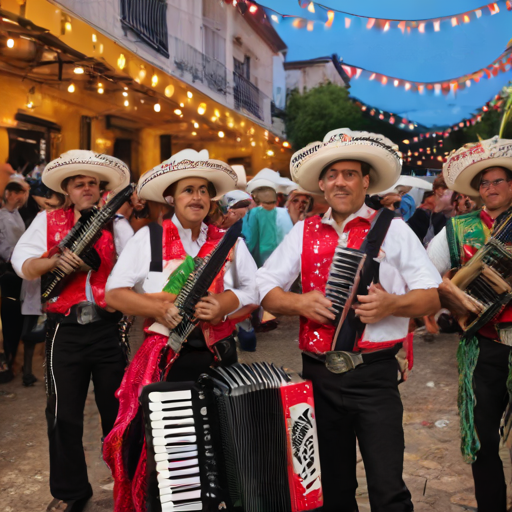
[427,137,512,512]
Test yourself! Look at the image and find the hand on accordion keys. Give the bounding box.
[54,248,90,275]
[298,290,336,324]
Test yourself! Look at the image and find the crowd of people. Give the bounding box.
[0,130,511,512]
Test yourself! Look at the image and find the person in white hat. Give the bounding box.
[102,149,258,511]
[10,150,131,512]
[427,136,512,512]
[244,168,293,267]
[256,128,442,512]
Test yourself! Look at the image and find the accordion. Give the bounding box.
[140,362,323,512]
[325,246,366,351]
[451,209,512,336]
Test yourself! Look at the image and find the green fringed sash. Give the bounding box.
[457,335,481,463]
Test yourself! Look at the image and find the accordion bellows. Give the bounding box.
[141,363,323,512]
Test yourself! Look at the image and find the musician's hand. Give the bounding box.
[55,248,90,274]
[355,283,396,324]
[297,290,336,325]
[194,294,222,324]
[155,303,183,329]
[438,276,483,328]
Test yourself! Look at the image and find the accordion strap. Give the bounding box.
[333,207,395,352]
[148,222,163,272]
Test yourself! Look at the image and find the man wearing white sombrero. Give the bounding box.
[11,150,131,512]
[427,136,512,512]
[102,149,258,512]
[257,128,442,511]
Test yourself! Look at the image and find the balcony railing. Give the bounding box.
[120,0,169,58]
[233,72,264,121]
[173,37,227,94]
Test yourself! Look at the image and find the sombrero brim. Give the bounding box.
[447,157,512,196]
[138,161,237,202]
[293,145,401,195]
[42,163,130,194]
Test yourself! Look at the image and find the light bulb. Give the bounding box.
[124,100,129,107]
[174,109,182,115]
[218,131,225,138]
[73,66,84,74]
[154,103,161,112]
[67,83,75,93]
[6,39,14,49]
[197,103,206,115]
[187,91,193,99]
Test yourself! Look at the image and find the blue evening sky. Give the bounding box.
[263,0,512,128]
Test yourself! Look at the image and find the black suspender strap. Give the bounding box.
[148,222,163,273]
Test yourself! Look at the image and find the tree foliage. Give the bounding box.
[285,83,412,151]
[285,83,372,150]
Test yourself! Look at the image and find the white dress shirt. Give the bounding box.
[106,215,258,311]
[256,205,442,344]
[113,215,134,254]
[426,227,452,275]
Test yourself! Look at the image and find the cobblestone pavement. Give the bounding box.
[0,317,503,511]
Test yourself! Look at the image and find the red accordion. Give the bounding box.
[141,362,323,512]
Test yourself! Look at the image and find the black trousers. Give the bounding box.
[0,270,23,365]
[302,354,413,512]
[46,319,126,501]
[471,336,511,512]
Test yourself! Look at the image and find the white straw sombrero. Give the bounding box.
[443,136,512,195]
[137,149,237,202]
[290,128,402,194]
[42,150,130,194]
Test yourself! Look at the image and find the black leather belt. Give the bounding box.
[303,343,401,374]
[48,302,122,325]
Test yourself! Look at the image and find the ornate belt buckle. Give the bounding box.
[77,302,96,325]
[325,351,355,374]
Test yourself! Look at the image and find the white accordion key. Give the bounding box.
[149,390,192,403]
[157,473,201,486]
[150,404,193,419]
[156,463,199,475]
[151,418,194,429]
[154,435,196,445]
[154,444,198,455]
[150,407,193,417]
[161,498,202,510]
[155,450,198,462]
[151,426,196,438]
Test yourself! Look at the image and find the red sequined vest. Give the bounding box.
[300,213,377,354]
[45,207,116,314]
[162,219,235,348]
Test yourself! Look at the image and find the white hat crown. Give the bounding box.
[290,128,401,195]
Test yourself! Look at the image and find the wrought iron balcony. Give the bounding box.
[120,0,169,58]
[173,37,227,94]
[233,72,264,121]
